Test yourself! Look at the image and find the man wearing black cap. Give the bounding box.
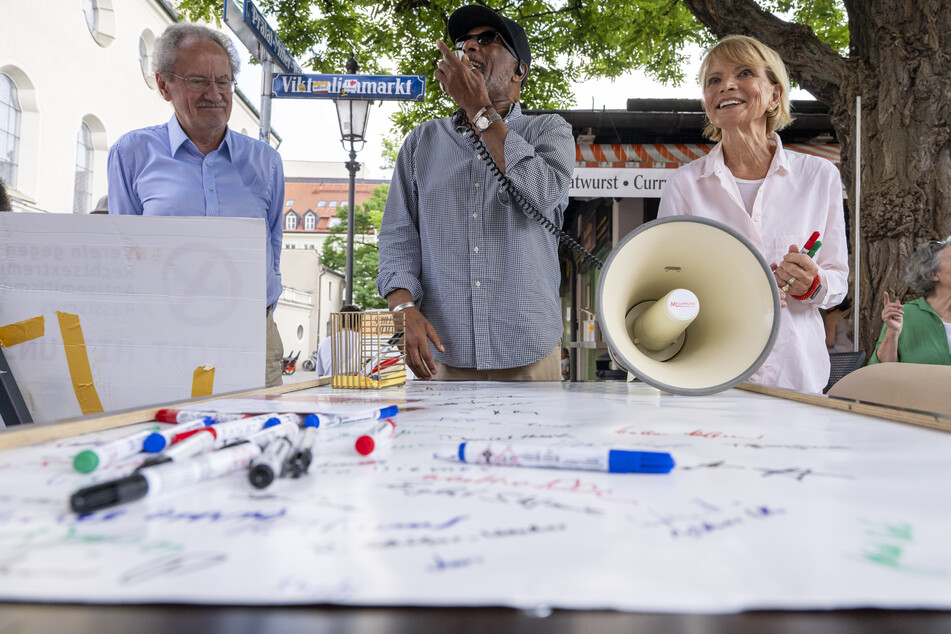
[377,4,573,381]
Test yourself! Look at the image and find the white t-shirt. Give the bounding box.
[734,176,765,216]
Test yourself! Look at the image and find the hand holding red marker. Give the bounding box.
[780,231,821,294]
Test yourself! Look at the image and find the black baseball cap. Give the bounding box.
[448,5,531,83]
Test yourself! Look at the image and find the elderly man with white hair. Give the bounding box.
[107,23,285,386]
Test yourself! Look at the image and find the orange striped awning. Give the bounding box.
[575,143,840,168]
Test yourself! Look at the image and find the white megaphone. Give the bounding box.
[596,217,781,395]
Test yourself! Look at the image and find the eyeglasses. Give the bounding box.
[454,30,504,48]
[454,30,519,61]
[166,73,236,94]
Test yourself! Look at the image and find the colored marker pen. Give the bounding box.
[249,436,295,489]
[285,415,321,477]
[70,442,262,514]
[457,442,675,474]
[355,419,396,456]
[782,231,821,292]
[315,405,399,428]
[142,417,213,453]
[154,409,249,424]
[72,425,161,473]
[138,427,217,470]
[171,412,280,446]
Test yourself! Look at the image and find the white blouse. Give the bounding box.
[658,134,849,394]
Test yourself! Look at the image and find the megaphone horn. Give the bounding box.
[596,217,780,395]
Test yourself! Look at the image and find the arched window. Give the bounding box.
[138,31,156,88]
[304,212,316,231]
[73,122,94,213]
[0,73,20,188]
[285,213,297,230]
[83,0,115,47]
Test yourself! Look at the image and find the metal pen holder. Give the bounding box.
[330,311,407,389]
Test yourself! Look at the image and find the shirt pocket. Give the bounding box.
[770,235,802,266]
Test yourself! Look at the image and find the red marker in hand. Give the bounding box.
[781,231,821,293]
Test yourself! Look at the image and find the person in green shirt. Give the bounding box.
[870,238,951,365]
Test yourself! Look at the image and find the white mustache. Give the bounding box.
[196,100,227,108]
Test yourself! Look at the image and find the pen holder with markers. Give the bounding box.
[330,310,407,389]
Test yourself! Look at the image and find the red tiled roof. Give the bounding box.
[282,182,379,233]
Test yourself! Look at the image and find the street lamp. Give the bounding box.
[334,55,371,306]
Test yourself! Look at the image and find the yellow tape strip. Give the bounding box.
[0,315,45,347]
[191,365,216,398]
[56,311,104,415]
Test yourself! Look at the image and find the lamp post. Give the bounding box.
[334,55,371,306]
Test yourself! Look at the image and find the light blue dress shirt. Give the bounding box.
[107,116,284,308]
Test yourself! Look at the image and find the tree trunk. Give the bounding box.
[683,0,951,359]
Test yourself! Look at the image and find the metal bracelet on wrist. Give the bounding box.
[392,301,416,313]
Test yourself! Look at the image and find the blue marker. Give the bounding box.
[142,417,213,453]
[313,405,399,428]
[285,415,321,477]
[457,442,674,474]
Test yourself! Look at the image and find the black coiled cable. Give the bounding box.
[458,110,604,270]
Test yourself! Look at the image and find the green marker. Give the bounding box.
[73,425,161,473]
[807,240,822,258]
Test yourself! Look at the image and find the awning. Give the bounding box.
[575,143,840,168]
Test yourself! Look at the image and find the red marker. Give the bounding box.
[155,409,249,424]
[782,231,821,293]
[801,231,820,254]
[355,419,396,456]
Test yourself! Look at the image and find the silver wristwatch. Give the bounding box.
[472,106,501,131]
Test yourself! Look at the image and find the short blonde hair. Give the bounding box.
[698,35,793,141]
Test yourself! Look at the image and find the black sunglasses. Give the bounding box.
[454,30,519,60]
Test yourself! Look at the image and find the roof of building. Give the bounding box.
[283,181,382,233]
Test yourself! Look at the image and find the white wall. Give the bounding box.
[1,0,275,214]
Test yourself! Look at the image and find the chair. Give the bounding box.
[827,363,951,416]
[823,351,867,394]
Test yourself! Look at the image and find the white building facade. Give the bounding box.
[0,0,277,214]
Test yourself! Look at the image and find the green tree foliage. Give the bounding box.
[319,185,389,310]
[178,0,847,151]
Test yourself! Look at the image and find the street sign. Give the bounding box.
[223,0,302,74]
[273,74,427,101]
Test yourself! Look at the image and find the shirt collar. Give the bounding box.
[167,115,233,161]
[701,132,789,178]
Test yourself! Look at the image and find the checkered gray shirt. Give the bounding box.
[376,103,573,370]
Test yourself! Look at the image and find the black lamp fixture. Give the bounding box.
[334,54,372,305]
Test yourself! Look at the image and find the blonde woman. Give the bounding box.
[658,35,848,393]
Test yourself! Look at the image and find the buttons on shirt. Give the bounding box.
[473,247,479,253]
[472,213,478,219]
[474,183,480,189]
[475,281,481,287]
[207,187,214,192]
[754,216,761,222]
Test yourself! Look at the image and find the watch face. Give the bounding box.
[475,116,489,131]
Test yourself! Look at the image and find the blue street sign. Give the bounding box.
[224,0,301,74]
[273,74,426,101]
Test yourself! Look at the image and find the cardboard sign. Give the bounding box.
[0,214,265,423]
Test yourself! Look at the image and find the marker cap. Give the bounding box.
[73,450,99,473]
[249,465,275,489]
[70,474,149,513]
[154,408,179,423]
[607,450,675,474]
[303,414,320,428]
[355,436,375,456]
[142,433,168,453]
[380,405,399,418]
